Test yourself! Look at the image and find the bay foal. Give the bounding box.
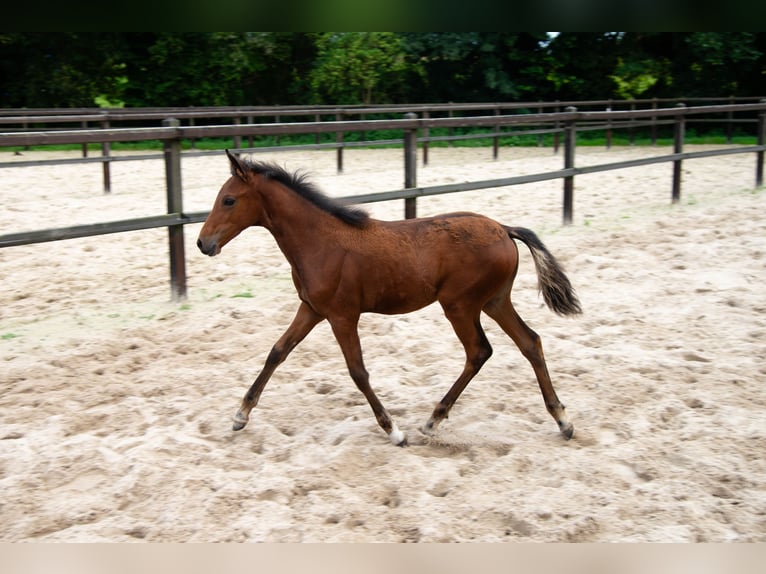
[197,150,581,446]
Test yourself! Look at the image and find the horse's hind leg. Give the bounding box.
[233,302,323,431]
[483,296,574,439]
[422,305,493,435]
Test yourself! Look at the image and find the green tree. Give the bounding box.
[2,32,764,109]
[607,33,670,100]
[117,32,317,107]
[545,33,622,100]
[0,33,129,107]
[401,32,552,102]
[611,33,765,99]
[681,32,763,96]
[309,32,409,104]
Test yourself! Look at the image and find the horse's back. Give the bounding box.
[384,212,515,260]
[364,212,519,306]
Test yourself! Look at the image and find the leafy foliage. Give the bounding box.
[309,33,409,104]
[0,33,764,108]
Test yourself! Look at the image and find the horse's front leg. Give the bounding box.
[329,316,407,446]
[233,302,323,431]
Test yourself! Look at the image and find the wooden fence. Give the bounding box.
[2,97,762,151]
[1,100,765,301]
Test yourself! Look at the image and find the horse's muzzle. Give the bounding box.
[197,237,219,257]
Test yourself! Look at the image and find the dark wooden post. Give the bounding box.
[23,119,29,151]
[233,116,241,150]
[493,106,500,160]
[605,100,613,150]
[553,102,561,154]
[756,99,765,188]
[651,98,658,146]
[336,112,344,173]
[81,121,88,157]
[629,101,636,145]
[163,118,187,301]
[563,106,577,225]
[672,103,686,204]
[422,110,430,166]
[101,120,111,194]
[404,112,418,219]
[189,117,196,149]
[274,115,281,146]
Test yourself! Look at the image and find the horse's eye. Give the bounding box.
[223,197,236,207]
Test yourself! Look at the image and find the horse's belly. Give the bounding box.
[363,275,436,315]
[370,295,435,315]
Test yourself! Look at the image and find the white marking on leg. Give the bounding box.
[388,421,406,446]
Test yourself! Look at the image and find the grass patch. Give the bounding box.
[2,332,19,340]
[232,290,254,298]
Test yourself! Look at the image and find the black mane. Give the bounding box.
[240,158,369,228]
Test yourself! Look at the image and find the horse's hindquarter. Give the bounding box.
[353,214,517,314]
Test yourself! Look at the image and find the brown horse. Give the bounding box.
[197,150,581,446]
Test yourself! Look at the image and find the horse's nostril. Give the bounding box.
[197,238,218,256]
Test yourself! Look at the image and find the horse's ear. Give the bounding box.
[226,149,248,181]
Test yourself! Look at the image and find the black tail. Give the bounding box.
[506,227,582,316]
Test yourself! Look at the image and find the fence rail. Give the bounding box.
[2,95,763,121]
[2,100,765,301]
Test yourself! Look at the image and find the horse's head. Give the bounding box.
[197,150,264,256]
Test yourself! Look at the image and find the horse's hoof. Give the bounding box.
[232,412,248,431]
[420,419,437,436]
[388,423,407,447]
[560,422,574,440]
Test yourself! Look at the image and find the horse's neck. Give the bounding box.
[260,184,346,260]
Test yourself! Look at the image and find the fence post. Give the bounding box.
[629,101,636,145]
[189,117,196,149]
[233,116,241,150]
[757,99,765,188]
[404,112,418,219]
[336,112,344,174]
[274,115,281,146]
[422,110,430,166]
[672,103,686,204]
[493,106,500,160]
[553,101,561,154]
[162,118,187,301]
[563,106,577,225]
[605,100,613,150]
[81,121,88,157]
[101,120,111,194]
[651,98,658,145]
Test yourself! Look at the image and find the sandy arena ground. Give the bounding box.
[0,144,764,542]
